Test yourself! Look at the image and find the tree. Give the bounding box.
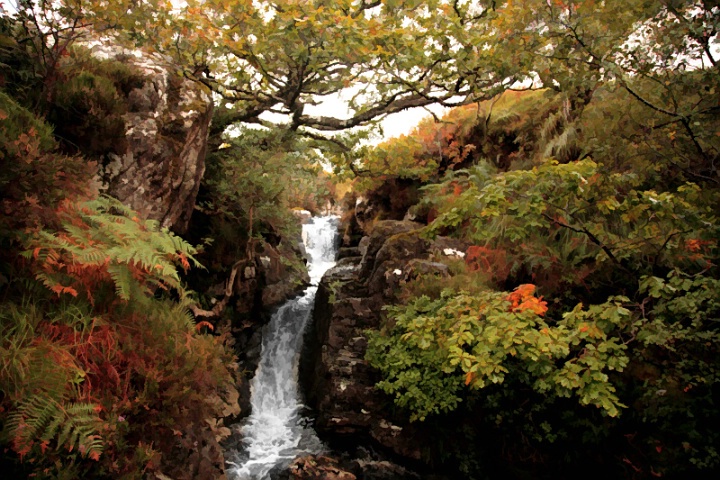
[0,1,94,114]
[65,0,531,147]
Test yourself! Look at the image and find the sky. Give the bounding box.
[296,88,448,142]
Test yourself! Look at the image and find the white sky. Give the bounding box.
[298,90,448,142]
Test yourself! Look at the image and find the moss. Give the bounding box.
[46,46,149,157]
[62,46,146,95]
[0,91,56,152]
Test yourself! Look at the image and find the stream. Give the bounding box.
[225,216,340,480]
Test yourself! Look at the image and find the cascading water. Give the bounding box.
[225,216,339,480]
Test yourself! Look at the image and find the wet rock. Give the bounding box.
[256,240,310,309]
[358,236,370,257]
[367,230,430,296]
[150,384,239,480]
[429,236,471,259]
[292,209,313,224]
[403,259,450,281]
[337,246,361,260]
[279,451,425,480]
[300,221,470,473]
[301,275,423,462]
[284,455,356,480]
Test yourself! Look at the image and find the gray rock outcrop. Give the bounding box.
[89,43,213,233]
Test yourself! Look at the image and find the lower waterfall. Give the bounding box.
[225,216,339,480]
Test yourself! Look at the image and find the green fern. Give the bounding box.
[24,195,202,305]
[5,396,102,459]
[1,307,103,461]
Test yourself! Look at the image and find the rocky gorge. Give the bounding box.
[293,216,471,480]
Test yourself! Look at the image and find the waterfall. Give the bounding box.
[226,216,339,480]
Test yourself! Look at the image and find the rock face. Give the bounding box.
[301,220,469,473]
[88,44,213,233]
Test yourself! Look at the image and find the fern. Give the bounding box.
[25,195,202,306]
[1,307,103,462]
[5,397,102,460]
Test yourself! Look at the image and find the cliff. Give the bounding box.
[60,42,214,234]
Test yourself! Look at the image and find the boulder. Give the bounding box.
[337,246,361,260]
[256,240,310,308]
[359,220,422,279]
[300,266,427,462]
[367,230,430,296]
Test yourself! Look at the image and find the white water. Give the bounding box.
[226,216,339,480]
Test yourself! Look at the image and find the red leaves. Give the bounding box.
[506,284,548,316]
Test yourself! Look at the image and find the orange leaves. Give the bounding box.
[452,182,463,197]
[506,284,548,316]
[466,245,510,282]
[685,239,704,252]
[178,253,190,271]
[678,238,715,267]
[195,321,214,332]
[50,284,78,297]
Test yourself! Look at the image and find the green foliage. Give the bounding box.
[47,46,147,156]
[367,285,630,421]
[0,90,95,293]
[23,195,200,305]
[0,14,47,110]
[1,201,236,477]
[0,305,104,474]
[0,91,55,152]
[423,158,716,297]
[186,126,328,303]
[362,11,720,471]
[353,90,561,195]
[3,0,719,478]
[631,271,720,471]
